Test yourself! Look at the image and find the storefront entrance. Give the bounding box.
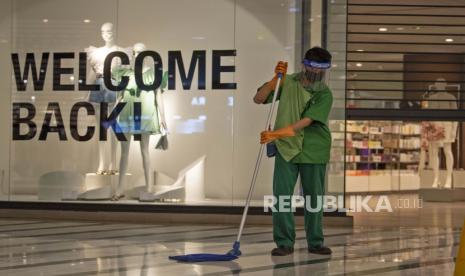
[344,0,465,210]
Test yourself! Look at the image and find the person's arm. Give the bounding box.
[253,82,274,104]
[253,61,288,104]
[291,118,313,131]
[260,118,313,144]
[260,92,333,144]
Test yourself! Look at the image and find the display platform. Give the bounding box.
[38,171,85,200]
[419,170,465,189]
[131,155,206,203]
[76,173,133,200]
[419,188,465,202]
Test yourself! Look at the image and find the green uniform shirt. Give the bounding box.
[264,73,333,164]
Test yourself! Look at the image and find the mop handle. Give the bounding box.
[235,73,283,243]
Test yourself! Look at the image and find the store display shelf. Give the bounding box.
[384,133,421,136]
[346,131,369,134]
[400,134,421,137]
[344,121,424,193]
[346,147,384,150]
[346,161,388,164]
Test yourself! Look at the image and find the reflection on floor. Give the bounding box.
[0,218,459,275]
[348,193,465,228]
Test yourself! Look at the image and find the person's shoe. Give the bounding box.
[271,246,294,256]
[308,246,332,255]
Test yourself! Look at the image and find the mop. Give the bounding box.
[169,74,283,262]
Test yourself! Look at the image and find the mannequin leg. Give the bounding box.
[430,143,440,188]
[115,134,131,200]
[428,144,434,171]
[108,102,117,173]
[94,103,105,173]
[140,134,152,193]
[419,148,426,171]
[443,143,454,189]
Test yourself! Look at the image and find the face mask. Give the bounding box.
[300,59,331,90]
[304,70,324,82]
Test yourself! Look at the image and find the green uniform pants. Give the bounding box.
[273,152,326,248]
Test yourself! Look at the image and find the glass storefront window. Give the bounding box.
[344,0,465,199]
[6,0,465,211]
[0,0,346,210]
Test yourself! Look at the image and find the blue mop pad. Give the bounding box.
[169,241,241,262]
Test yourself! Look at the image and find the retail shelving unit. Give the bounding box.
[327,120,345,194]
[345,121,421,192]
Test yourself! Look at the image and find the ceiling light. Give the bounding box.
[445,38,454,42]
[356,63,363,67]
[356,49,364,52]
[378,27,388,32]
[83,19,91,23]
[42,19,49,23]
[396,27,404,31]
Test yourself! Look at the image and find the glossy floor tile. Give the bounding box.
[0,218,459,275]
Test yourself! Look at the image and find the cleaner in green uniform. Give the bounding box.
[254,47,333,256]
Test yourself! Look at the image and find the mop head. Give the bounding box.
[169,241,241,262]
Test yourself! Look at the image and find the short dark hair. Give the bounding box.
[304,47,332,63]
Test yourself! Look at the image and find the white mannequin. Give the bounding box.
[113,43,167,200]
[419,95,429,171]
[86,22,126,175]
[426,78,458,189]
[418,135,429,171]
[418,118,433,172]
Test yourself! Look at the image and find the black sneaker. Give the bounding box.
[308,246,332,255]
[271,246,294,256]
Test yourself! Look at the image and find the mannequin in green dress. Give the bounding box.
[112,43,168,200]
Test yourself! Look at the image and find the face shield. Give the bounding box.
[299,59,331,91]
